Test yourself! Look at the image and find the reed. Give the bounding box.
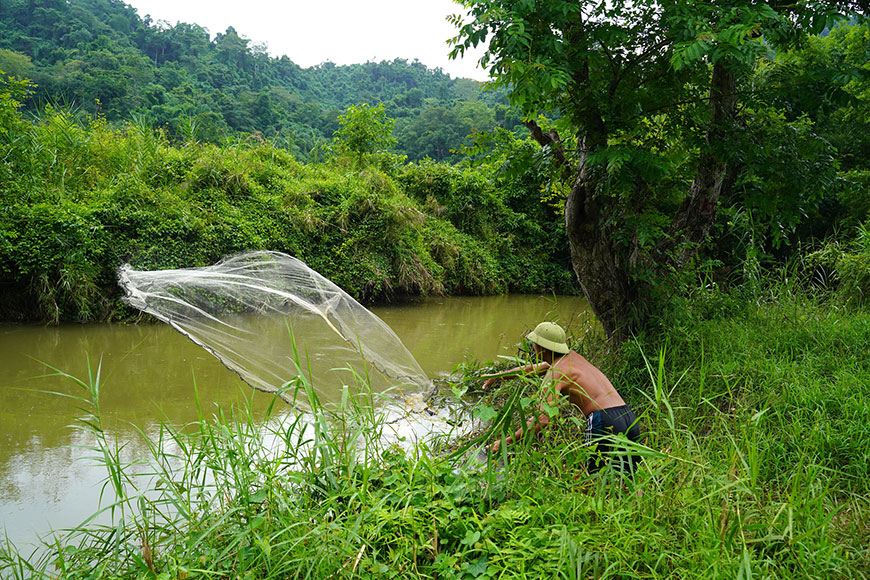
[2,284,869,579]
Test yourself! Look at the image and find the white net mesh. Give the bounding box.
[118,251,432,405]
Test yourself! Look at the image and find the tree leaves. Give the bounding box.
[332,103,397,158]
[450,0,867,339]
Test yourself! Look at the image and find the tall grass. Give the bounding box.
[2,285,869,579]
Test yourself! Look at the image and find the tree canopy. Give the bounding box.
[333,103,397,158]
[450,0,868,340]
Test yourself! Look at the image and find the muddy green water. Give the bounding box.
[0,294,588,549]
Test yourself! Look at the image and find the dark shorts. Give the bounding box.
[584,404,642,474]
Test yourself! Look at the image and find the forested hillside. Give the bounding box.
[0,0,522,161]
[2,0,870,327]
[0,73,574,322]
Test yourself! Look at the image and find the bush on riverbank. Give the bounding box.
[0,83,574,323]
[2,279,868,579]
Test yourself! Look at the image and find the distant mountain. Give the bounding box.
[0,0,524,161]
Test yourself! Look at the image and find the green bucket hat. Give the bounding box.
[526,321,569,355]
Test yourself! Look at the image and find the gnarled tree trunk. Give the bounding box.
[657,61,737,266]
[563,140,637,342]
[553,61,738,343]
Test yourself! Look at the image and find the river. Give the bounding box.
[0,294,589,550]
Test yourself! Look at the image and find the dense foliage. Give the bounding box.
[0,0,523,162]
[450,0,870,340]
[0,75,574,323]
[1,0,869,326]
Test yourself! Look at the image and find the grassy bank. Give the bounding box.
[2,282,868,579]
[0,85,574,323]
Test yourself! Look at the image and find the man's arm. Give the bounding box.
[489,377,563,453]
[480,361,550,390]
[489,411,551,453]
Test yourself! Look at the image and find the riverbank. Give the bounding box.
[2,285,868,579]
[0,98,575,324]
[0,295,589,551]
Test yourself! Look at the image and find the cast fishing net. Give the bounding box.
[118,251,432,406]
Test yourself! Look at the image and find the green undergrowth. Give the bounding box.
[2,284,869,579]
[0,89,574,323]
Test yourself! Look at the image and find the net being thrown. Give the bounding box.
[118,251,432,404]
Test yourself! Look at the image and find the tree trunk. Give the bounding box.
[564,137,638,342]
[565,61,738,343]
[565,202,636,342]
[657,61,738,266]
[543,21,739,344]
[560,17,639,342]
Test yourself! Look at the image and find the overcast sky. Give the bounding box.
[124,0,491,81]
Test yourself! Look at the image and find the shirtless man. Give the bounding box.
[482,321,641,472]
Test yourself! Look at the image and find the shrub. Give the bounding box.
[0,101,576,322]
[809,223,870,307]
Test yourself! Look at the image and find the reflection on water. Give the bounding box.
[376,294,590,376]
[0,294,588,549]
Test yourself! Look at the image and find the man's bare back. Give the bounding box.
[545,351,626,415]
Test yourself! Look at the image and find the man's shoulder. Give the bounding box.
[548,352,589,384]
[553,351,587,368]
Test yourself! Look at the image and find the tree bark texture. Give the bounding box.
[657,61,738,266]
[564,142,637,342]
[561,61,737,342]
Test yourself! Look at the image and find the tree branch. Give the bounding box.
[523,119,567,168]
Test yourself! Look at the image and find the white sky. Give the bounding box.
[124,0,491,81]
